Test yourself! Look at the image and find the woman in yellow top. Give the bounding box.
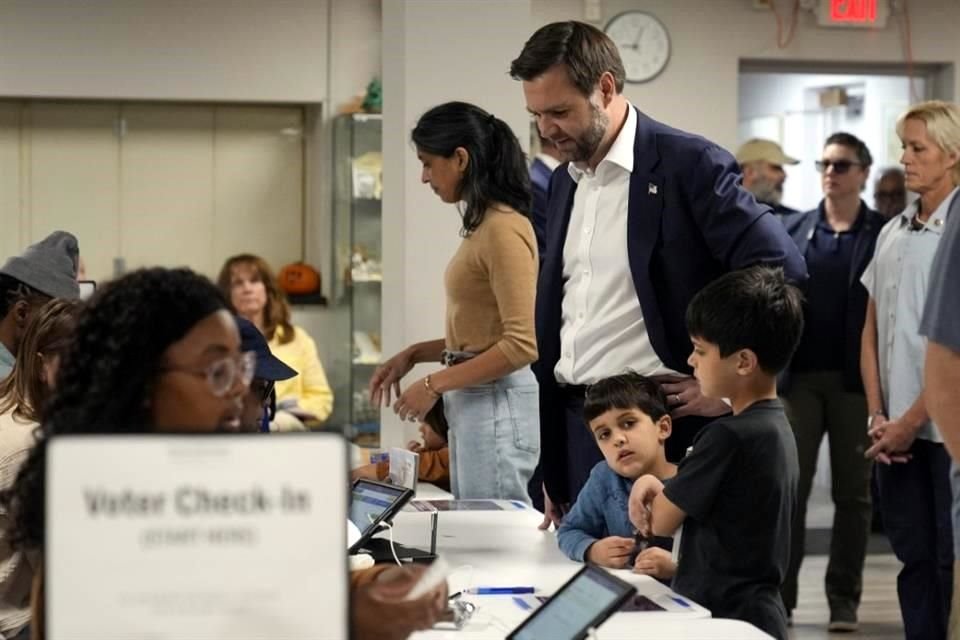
[369,101,539,502]
[218,254,333,429]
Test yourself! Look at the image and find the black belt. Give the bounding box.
[441,350,476,367]
[558,384,589,399]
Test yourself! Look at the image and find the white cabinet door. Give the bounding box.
[213,106,304,275]
[0,102,22,261]
[4,100,305,282]
[120,104,216,276]
[25,102,121,282]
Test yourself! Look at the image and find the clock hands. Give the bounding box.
[618,26,646,52]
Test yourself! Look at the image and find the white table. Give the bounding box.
[380,486,773,639]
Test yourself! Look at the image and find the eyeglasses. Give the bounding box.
[815,159,863,174]
[160,351,257,397]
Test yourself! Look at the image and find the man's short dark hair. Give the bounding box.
[424,396,449,442]
[583,372,669,424]
[825,132,873,169]
[685,266,804,375]
[510,21,625,96]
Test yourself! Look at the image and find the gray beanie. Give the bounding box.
[0,231,80,299]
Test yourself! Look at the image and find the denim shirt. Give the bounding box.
[0,342,13,380]
[557,461,672,561]
[861,188,957,442]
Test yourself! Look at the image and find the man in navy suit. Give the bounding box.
[509,21,807,527]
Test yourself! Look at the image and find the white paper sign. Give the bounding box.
[47,434,348,640]
[388,447,419,491]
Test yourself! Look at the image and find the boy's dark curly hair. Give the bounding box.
[1,267,228,550]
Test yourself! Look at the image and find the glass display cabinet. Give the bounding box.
[331,113,382,445]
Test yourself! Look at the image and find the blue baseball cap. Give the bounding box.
[234,316,297,381]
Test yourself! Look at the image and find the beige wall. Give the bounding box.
[0,0,386,296]
[0,0,330,103]
[532,0,959,151]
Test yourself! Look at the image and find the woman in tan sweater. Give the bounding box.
[369,101,540,502]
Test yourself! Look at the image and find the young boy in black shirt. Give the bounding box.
[628,266,804,640]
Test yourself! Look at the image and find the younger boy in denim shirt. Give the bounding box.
[557,373,676,580]
[629,266,803,640]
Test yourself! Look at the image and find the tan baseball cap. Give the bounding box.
[735,139,799,166]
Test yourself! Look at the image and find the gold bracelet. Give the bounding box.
[424,375,441,398]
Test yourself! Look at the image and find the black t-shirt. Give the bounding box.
[663,399,798,640]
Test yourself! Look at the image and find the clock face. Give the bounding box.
[604,11,671,84]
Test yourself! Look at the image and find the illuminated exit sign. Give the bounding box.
[818,0,890,28]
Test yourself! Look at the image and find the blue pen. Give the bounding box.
[466,586,535,595]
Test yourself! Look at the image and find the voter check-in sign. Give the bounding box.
[46,433,348,640]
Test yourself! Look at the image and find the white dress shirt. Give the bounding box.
[554,104,680,385]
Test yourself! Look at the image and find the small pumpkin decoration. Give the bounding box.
[278,262,322,296]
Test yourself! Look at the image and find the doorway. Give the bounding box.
[738,61,952,214]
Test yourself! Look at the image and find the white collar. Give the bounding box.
[896,186,958,235]
[567,102,636,183]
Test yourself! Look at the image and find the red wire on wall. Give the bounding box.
[897,0,920,103]
[771,0,801,49]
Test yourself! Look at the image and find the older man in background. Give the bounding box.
[873,167,908,219]
[736,138,801,219]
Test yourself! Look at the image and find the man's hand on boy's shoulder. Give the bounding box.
[633,547,676,580]
[655,375,730,419]
[628,475,664,537]
[586,536,636,569]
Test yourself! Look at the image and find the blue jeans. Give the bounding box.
[444,366,539,501]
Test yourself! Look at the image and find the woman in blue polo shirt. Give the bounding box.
[861,101,960,640]
[780,132,884,632]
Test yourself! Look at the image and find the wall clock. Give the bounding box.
[604,11,671,84]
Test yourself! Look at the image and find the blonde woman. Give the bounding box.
[861,100,960,639]
[218,254,333,429]
[0,298,81,640]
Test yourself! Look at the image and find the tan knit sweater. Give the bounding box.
[444,207,538,368]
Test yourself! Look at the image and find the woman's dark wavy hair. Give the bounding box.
[412,101,532,235]
[1,267,228,550]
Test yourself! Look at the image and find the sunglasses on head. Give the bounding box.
[815,159,862,175]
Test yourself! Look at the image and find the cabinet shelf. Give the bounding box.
[331,113,383,445]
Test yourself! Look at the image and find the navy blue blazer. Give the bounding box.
[534,109,807,502]
[783,202,885,392]
[530,156,556,258]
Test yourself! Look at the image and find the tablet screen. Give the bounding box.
[349,480,410,543]
[509,566,635,640]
